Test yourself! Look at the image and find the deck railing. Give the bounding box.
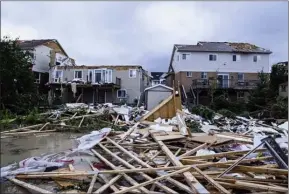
[192,78,259,89]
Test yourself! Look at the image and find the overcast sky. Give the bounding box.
[1,1,288,71]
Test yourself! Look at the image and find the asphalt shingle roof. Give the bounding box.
[176,41,272,54]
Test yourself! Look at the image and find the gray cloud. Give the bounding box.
[1,1,287,72]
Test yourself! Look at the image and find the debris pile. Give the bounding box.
[1,101,288,193]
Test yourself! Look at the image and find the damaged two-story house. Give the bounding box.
[166,41,272,105]
[18,39,75,93]
[48,65,152,105]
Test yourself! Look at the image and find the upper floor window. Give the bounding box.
[209,54,217,61]
[253,55,261,62]
[182,54,187,60]
[129,69,137,78]
[55,70,63,78]
[74,70,82,79]
[233,54,241,61]
[186,72,192,77]
[237,73,244,81]
[201,72,207,79]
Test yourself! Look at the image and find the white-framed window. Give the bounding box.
[129,69,137,78]
[105,69,112,83]
[74,70,82,79]
[237,73,244,81]
[209,54,217,61]
[237,91,245,99]
[201,72,207,79]
[233,54,241,61]
[253,55,261,62]
[117,89,127,98]
[54,70,63,82]
[186,72,192,77]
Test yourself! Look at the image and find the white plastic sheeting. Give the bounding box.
[75,128,111,151]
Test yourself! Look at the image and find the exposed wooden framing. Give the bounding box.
[113,167,192,194]
[191,166,230,194]
[8,178,53,194]
[217,181,288,193]
[150,133,208,194]
[1,124,43,134]
[78,116,85,128]
[178,143,207,158]
[91,149,149,193]
[164,148,181,167]
[99,140,178,194]
[106,137,194,193]
[93,175,122,194]
[181,148,267,160]
[181,156,273,166]
[117,122,139,143]
[38,122,50,131]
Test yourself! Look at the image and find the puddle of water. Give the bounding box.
[0,132,83,167]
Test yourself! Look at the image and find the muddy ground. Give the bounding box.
[1,132,83,193]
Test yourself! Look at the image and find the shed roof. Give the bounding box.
[144,84,173,92]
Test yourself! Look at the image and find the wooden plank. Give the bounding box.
[106,137,192,194]
[97,143,177,194]
[150,132,209,194]
[113,167,192,194]
[117,122,139,143]
[91,149,149,193]
[8,178,53,194]
[181,148,267,160]
[218,181,288,193]
[93,175,122,194]
[178,143,207,158]
[191,166,230,194]
[38,122,50,131]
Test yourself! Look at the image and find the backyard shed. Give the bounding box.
[144,84,173,111]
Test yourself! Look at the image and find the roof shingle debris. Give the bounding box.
[17,39,55,50]
[176,41,272,54]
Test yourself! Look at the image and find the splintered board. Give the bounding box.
[141,93,182,121]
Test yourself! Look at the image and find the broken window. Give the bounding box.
[129,69,137,78]
[209,54,217,61]
[186,72,192,77]
[201,72,207,79]
[74,71,82,79]
[117,89,127,98]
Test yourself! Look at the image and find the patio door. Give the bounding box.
[217,74,229,88]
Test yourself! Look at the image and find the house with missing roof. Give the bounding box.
[166,41,272,105]
[151,72,167,86]
[18,39,75,93]
[48,65,152,105]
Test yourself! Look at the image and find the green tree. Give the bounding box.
[270,62,288,96]
[0,36,38,114]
